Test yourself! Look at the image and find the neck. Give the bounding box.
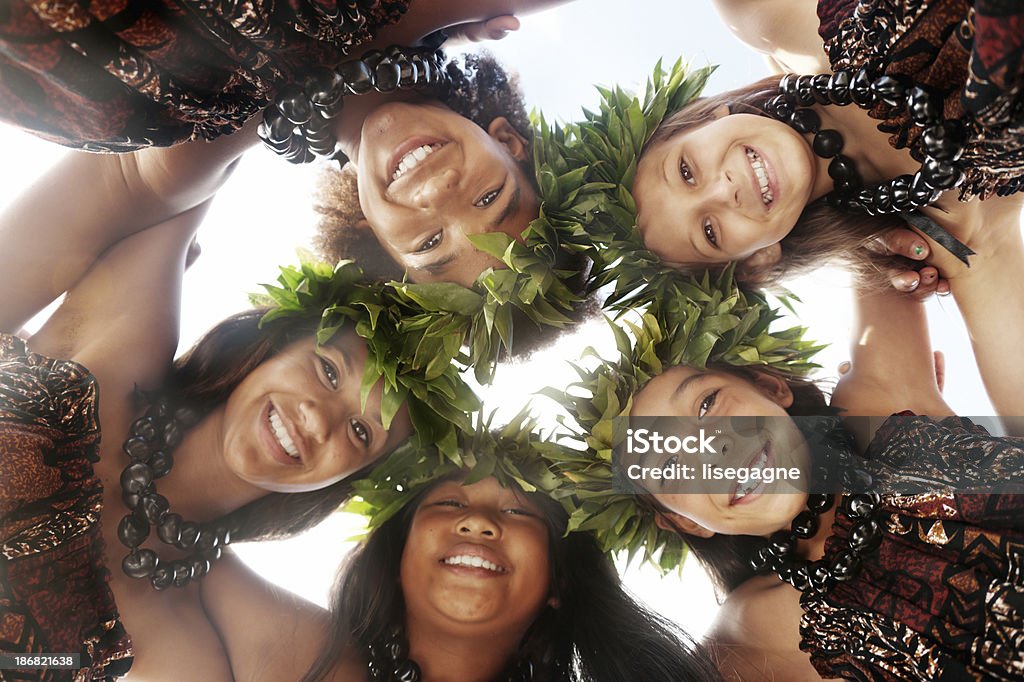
[405,617,523,682]
[153,408,265,522]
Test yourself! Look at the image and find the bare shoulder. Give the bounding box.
[712,0,829,73]
[706,576,823,681]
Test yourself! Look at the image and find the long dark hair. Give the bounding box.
[640,365,832,595]
[158,309,380,543]
[302,477,721,682]
[645,76,912,289]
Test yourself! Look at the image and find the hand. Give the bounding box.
[867,226,950,298]
[440,15,520,45]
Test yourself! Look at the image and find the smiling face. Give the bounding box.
[218,332,412,494]
[635,111,827,272]
[630,365,810,538]
[399,477,551,640]
[356,100,539,286]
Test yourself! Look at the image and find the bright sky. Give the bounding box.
[0,0,1016,647]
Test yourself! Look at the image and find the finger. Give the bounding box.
[871,227,929,260]
[911,266,940,300]
[890,270,921,293]
[837,360,851,375]
[483,15,520,39]
[936,278,951,296]
[933,350,946,393]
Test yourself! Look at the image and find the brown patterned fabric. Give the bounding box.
[818,0,1024,199]
[0,0,409,151]
[799,415,1024,681]
[0,333,132,681]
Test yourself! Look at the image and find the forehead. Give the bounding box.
[632,365,705,417]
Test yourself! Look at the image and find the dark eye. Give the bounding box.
[698,390,719,419]
[702,219,718,248]
[319,357,338,388]
[350,419,370,447]
[475,183,504,208]
[503,506,535,517]
[679,159,695,185]
[434,499,466,508]
[417,232,442,253]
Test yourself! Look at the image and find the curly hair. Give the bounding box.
[314,51,533,279]
[643,76,917,291]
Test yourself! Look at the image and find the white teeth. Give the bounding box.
[746,148,774,204]
[268,407,300,459]
[442,554,504,573]
[392,144,439,182]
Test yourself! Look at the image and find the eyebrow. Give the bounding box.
[413,249,460,276]
[486,180,522,232]
[671,372,705,404]
[322,343,354,377]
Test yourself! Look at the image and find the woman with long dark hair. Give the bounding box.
[200,467,720,681]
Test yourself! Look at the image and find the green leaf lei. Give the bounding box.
[251,256,480,458]
[539,266,824,571]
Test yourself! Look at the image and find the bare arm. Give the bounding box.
[711,0,829,74]
[0,121,256,332]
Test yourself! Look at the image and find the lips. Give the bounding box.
[261,401,304,467]
[744,146,776,208]
[439,542,509,576]
[730,439,773,505]
[386,137,447,188]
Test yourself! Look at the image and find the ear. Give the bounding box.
[749,371,795,408]
[487,117,530,161]
[736,243,782,283]
[352,217,372,231]
[654,511,715,539]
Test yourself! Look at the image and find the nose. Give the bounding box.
[703,169,741,209]
[297,398,331,444]
[413,167,461,208]
[457,510,501,539]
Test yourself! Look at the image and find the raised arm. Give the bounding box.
[0,122,256,332]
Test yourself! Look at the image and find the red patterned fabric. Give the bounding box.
[0,333,132,681]
[799,416,1024,681]
[0,0,409,150]
[817,0,1024,199]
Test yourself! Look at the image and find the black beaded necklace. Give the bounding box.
[749,492,883,594]
[366,629,534,682]
[764,67,975,264]
[258,43,451,165]
[118,398,232,590]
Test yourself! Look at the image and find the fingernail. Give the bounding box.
[913,243,926,258]
[922,271,936,283]
[905,278,920,291]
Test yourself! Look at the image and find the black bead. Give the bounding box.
[140,493,169,524]
[120,462,153,494]
[173,407,199,427]
[122,489,141,510]
[373,61,401,92]
[177,521,201,550]
[870,75,906,107]
[849,519,881,553]
[874,183,894,212]
[779,74,798,97]
[907,86,940,126]
[777,564,795,583]
[791,510,820,539]
[789,108,821,134]
[790,563,812,592]
[130,416,158,441]
[845,494,879,520]
[830,549,862,581]
[812,129,844,158]
[122,549,158,579]
[891,176,912,210]
[811,74,832,104]
[190,557,211,579]
[217,527,232,545]
[387,637,409,660]
[157,513,183,544]
[260,108,292,145]
[338,60,374,95]
[384,44,405,60]
[304,68,343,105]
[162,421,181,449]
[850,68,874,106]
[828,155,860,184]
[275,85,313,125]
[921,122,966,162]
[361,49,384,69]
[196,529,220,551]
[150,565,173,590]
[809,563,836,593]
[204,546,223,562]
[922,157,960,189]
[750,546,774,572]
[766,95,793,119]
[171,561,193,588]
[843,467,875,492]
[795,75,816,106]
[123,436,152,461]
[149,450,173,478]
[410,54,428,86]
[767,530,795,558]
[393,659,421,682]
[117,514,150,548]
[911,171,934,203]
[826,70,852,105]
[398,60,417,88]
[807,494,834,513]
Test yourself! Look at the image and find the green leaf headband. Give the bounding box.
[251,256,480,458]
[344,409,571,532]
[540,266,824,570]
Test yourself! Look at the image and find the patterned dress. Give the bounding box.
[0,0,409,150]
[0,333,131,681]
[817,0,1024,199]
[799,415,1024,681]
